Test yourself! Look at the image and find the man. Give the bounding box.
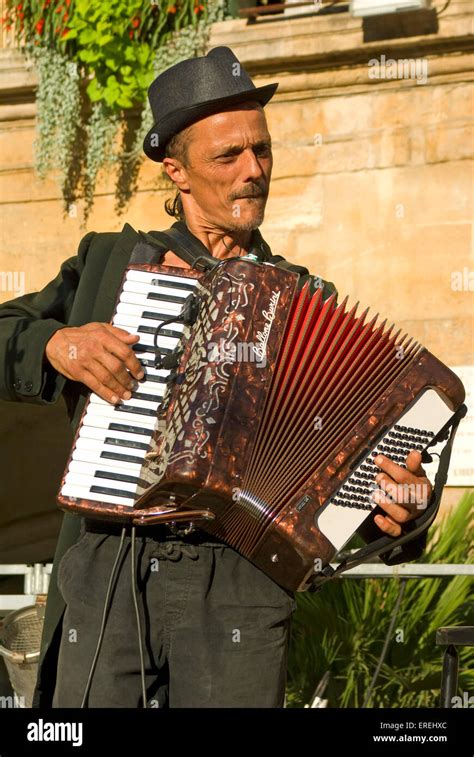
[0,47,433,708]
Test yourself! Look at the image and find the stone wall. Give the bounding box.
[0,1,472,551]
[1,3,471,357]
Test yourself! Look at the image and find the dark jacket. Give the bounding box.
[0,222,429,707]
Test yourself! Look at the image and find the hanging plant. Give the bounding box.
[2,0,228,222]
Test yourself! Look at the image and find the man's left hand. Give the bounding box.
[371,450,433,537]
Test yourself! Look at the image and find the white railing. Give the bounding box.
[0,564,52,612]
[0,561,472,613]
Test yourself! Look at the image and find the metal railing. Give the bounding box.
[0,564,52,613]
[0,560,471,614]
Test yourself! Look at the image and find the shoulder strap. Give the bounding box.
[266,254,309,277]
[266,254,338,303]
[249,230,338,303]
[138,221,337,301]
[143,221,218,272]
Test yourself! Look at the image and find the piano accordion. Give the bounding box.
[57,248,466,591]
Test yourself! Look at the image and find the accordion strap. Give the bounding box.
[142,222,218,272]
[309,403,468,591]
[138,221,337,303]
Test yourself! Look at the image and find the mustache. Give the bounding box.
[230,184,267,200]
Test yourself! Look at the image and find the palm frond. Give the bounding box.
[287,492,474,707]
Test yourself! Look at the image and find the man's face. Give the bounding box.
[167,102,273,232]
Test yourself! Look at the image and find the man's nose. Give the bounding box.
[239,147,265,180]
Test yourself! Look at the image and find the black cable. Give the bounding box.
[131,526,147,708]
[80,528,127,708]
[153,314,182,369]
[362,578,407,708]
[153,292,201,369]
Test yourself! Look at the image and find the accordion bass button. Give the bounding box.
[271,553,279,563]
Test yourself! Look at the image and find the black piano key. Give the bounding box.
[135,346,172,357]
[104,437,149,451]
[95,469,141,484]
[142,374,167,384]
[137,355,172,368]
[90,485,138,499]
[108,423,153,436]
[138,325,183,339]
[150,278,196,292]
[100,450,144,465]
[147,292,187,304]
[130,391,163,403]
[141,310,181,322]
[113,405,157,417]
[133,343,162,354]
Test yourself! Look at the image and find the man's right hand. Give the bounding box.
[44,323,145,404]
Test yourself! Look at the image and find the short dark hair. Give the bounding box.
[163,123,195,221]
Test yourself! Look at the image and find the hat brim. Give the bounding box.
[143,81,278,163]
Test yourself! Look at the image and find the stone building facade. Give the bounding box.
[0,1,472,558]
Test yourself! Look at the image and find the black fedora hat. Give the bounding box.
[143,46,278,163]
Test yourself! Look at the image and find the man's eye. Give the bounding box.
[216,146,270,160]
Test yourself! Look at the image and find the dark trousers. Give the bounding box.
[52,520,297,708]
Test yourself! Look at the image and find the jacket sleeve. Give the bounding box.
[0,231,96,405]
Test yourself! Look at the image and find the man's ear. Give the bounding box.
[162,157,190,192]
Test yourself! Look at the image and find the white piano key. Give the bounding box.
[134,351,170,365]
[61,484,135,507]
[84,403,158,428]
[141,366,171,380]
[69,459,141,478]
[122,280,194,298]
[131,385,166,399]
[80,413,154,435]
[73,437,149,456]
[119,291,187,307]
[125,331,179,349]
[74,438,149,458]
[84,403,158,424]
[82,381,166,402]
[130,331,179,355]
[71,447,143,472]
[90,394,160,412]
[114,302,184,319]
[78,426,148,445]
[65,472,139,494]
[72,440,146,464]
[113,314,185,334]
[121,381,166,397]
[75,437,115,452]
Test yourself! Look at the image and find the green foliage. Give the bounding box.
[4,1,208,112]
[2,0,229,221]
[63,0,171,110]
[287,492,474,708]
